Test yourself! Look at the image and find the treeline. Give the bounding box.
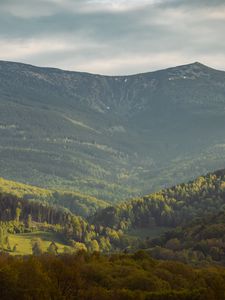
[0,194,128,252]
[0,177,108,217]
[0,194,70,225]
[0,251,225,300]
[92,169,225,230]
[52,190,108,217]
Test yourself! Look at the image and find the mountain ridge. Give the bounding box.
[0,60,219,77]
[1,60,225,201]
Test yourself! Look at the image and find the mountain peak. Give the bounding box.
[178,62,210,70]
[193,61,205,66]
[0,60,218,77]
[191,61,210,69]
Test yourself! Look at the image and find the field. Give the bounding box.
[127,227,169,239]
[8,231,72,255]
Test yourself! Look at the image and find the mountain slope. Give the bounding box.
[1,61,225,200]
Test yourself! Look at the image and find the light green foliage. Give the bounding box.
[0,177,108,217]
[15,207,21,223]
[88,239,100,252]
[8,232,72,255]
[71,241,87,252]
[93,169,225,232]
[26,214,32,229]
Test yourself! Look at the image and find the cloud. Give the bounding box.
[0,0,224,74]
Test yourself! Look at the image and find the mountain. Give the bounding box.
[1,61,225,201]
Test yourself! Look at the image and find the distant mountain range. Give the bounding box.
[1,60,225,201]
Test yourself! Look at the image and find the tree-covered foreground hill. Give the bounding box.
[1,251,225,300]
[2,61,225,201]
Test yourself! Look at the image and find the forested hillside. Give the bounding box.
[2,61,225,201]
[2,169,225,264]
[0,192,124,254]
[0,177,108,217]
[92,169,225,230]
[146,211,225,264]
[0,186,127,254]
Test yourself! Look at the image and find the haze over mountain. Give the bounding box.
[1,60,225,201]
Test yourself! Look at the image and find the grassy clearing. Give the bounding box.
[8,231,72,255]
[127,227,170,239]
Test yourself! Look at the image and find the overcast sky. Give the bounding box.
[0,0,225,75]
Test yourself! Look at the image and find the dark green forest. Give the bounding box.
[0,251,225,300]
[146,210,225,264]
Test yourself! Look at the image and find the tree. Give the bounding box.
[31,238,43,256]
[0,227,5,249]
[26,214,32,229]
[89,240,100,252]
[5,236,11,251]
[47,241,58,255]
[99,237,111,252]
[71,241,87,253]
[15,207,21,223]
[13,244,18,252]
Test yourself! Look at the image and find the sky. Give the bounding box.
[0,0,225,75]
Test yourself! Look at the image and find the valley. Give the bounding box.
[1,168,225,266]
